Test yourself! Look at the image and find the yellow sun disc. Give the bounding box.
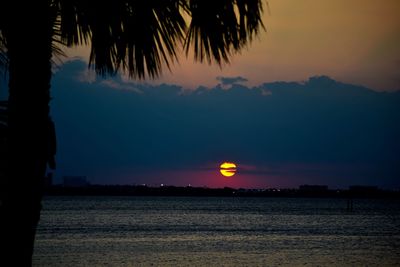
[220,162,237,177]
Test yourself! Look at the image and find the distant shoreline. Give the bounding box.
[44,184,400,199]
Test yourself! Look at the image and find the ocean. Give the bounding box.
[33,196,400,266]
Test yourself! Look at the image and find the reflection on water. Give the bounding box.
[33,197,400,266]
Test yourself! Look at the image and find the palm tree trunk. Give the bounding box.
[0,3,54,266]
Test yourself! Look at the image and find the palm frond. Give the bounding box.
[63,0,188,79]
[185,0,264,65]
[53,0,264,79]
[115,0,187,78]
[54,0,92,47]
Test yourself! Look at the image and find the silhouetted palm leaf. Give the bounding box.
[185,0,264,64]
[54,0,187,78]
[53,0,264,78]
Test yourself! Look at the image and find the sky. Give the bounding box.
[66,0,400,91]
[50,59,400,189]
[1,1,399,189]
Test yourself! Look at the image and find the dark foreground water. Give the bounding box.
[33,196,400,266]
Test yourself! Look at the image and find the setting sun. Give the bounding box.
[220,162,237,177]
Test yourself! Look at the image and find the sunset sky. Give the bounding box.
[2,1,398,189]
[67,0,400,91]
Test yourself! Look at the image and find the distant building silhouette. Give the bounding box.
[63,176,88,187]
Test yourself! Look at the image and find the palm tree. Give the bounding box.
[0,0,264,265]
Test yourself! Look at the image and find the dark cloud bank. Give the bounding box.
[50,60,400,188]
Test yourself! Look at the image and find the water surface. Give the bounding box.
[33,196,400,266]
